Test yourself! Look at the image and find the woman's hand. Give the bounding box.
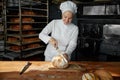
[63,53,69,61]
[49,37,58,48]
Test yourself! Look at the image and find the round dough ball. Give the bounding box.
[51,54,69,69]
[94,69,113,80]
[82,73,99,80]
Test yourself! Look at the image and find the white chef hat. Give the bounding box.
[60,1,77,14]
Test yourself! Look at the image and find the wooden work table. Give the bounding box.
[0,61,120,80]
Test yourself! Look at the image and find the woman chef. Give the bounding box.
[39,1,78,61]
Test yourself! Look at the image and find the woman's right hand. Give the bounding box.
[49,37,58,48]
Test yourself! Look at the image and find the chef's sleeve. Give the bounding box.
[65,26,78,58]
[39,20,54,44]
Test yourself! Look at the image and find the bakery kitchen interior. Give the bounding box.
[0,0,120,61]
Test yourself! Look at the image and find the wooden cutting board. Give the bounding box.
[49,64,87,72]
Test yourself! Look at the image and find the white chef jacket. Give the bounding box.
[39,19,78,61]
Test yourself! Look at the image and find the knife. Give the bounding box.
[20,61,31,75]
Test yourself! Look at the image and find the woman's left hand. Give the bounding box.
[63,53,69,61]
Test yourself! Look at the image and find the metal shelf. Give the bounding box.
[7,28,43,31]
[6,45,45,52]
[7,15,48,18]
[2,50,44,60]
[78,18,120,24]
[6,34,39,37]
[3,0,48,60]
[6,40,41,45]
[7,22,48,24]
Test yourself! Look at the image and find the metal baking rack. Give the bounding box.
[2,0,48,60]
